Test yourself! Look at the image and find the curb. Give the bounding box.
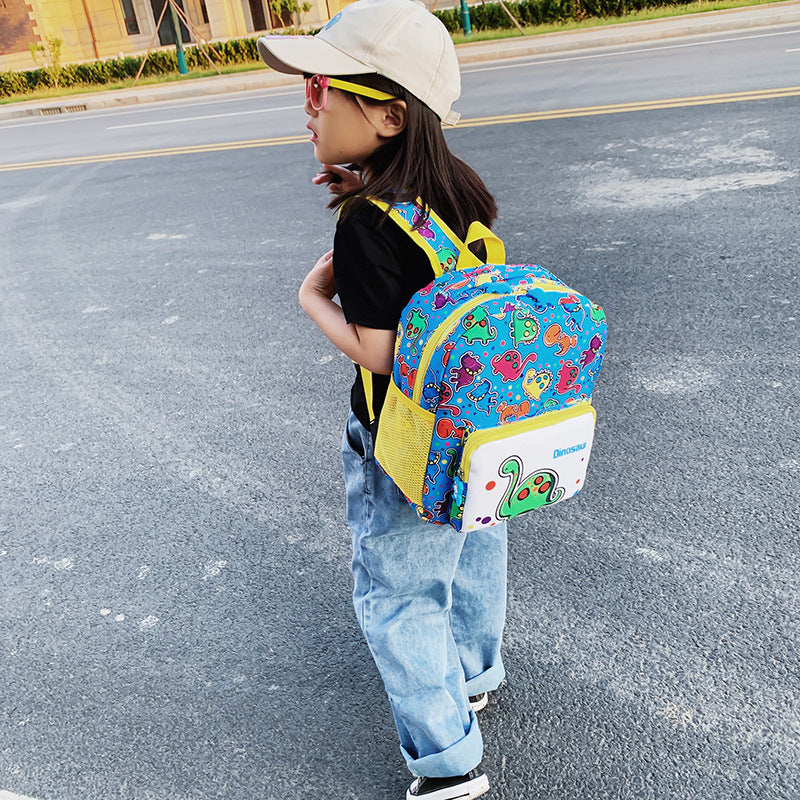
[1,1,799,122]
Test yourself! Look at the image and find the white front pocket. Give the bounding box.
[458,402,596,531]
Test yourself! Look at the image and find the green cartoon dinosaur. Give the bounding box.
[497,457,564,518]
[406,308,428,355]
[509,308,540,347]
[438,247,459,272]
[590,302,606,324]
[462,306,497,345]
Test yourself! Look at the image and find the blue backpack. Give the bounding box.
[362,199,607,532]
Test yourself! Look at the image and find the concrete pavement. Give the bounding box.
[1,0,799,121]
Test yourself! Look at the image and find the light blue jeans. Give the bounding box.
[342,412,508,778]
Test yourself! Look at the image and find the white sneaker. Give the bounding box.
[406,770,490,800]
[468,693,488,712]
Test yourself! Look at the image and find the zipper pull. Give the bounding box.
[450,476,466,521]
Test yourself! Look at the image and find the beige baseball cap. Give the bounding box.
[257,0,461,125]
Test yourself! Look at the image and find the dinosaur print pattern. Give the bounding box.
[522,368,552,402]
[449,352,484,390]
[509,308,540,347]
[466,379,499,416]
[462,306,497,345]
[405,308,428,356]
[490,349,538,382]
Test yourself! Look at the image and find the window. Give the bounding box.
[119,0,140,34]
[248,0,267,31]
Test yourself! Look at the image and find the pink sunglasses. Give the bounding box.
[305,74,397,111]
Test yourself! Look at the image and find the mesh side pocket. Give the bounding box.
[375,379,434,507]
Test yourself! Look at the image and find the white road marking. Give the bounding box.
[106,103,302,129]
[0,195,47,210]
[463,27,800,73]
[0,87,304,129]
[0,792,43,800]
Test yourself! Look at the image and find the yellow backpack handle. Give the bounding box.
[456,221,506,271]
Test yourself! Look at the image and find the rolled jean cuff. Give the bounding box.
[465,662,505,697]
[401,710,484,778]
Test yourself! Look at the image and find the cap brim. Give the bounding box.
[257,35,374,77]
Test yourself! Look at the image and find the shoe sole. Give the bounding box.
[406,773,490,800]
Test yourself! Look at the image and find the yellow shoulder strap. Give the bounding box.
[367,197,506,276]
[355,199,506,429]
[360,364,375,426]
[368,198,465,278]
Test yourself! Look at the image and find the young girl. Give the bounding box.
[258,2,507,797]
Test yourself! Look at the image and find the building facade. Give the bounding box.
[0,0,351,71]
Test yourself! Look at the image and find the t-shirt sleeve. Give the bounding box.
[333,206,417,331]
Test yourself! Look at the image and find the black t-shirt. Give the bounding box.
[333,202,435,428]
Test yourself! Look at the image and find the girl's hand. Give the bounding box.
[300,249,337,301]
[312,164,363,196]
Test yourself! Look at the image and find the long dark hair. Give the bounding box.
[329,73,497,241]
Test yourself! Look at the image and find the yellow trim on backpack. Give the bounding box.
[459,402,596,479]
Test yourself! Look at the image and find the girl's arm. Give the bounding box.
[299,250,395,375]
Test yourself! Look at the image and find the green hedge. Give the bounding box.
[433,0,689,32]
[0,36,266,97]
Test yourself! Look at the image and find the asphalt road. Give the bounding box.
[1,25,799,800]
[1,24,799,164]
